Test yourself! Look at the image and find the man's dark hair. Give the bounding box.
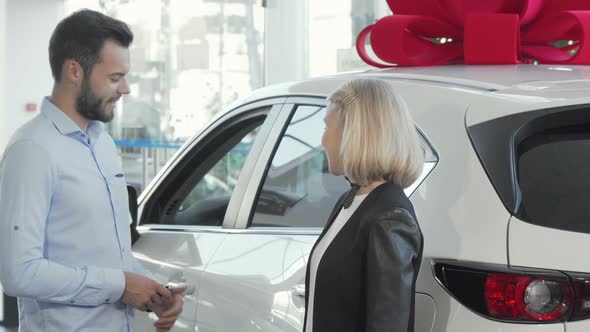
[49,9,133,81]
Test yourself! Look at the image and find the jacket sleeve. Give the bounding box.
[365,208,422,332]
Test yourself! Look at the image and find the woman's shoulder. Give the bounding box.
[363,206,422,251]
[355,183,418,230]
[363,183,414,213]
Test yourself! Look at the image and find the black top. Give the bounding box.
[303,182,423,332]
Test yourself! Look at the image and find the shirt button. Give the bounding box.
[105,298,110,303]
[14,226,18,230]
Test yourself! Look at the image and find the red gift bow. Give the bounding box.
[356,0,590,67]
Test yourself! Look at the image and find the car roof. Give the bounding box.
[242,64,590,103]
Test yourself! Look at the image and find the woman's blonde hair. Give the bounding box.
[327,78,424,188]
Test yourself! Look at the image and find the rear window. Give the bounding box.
[467,104,590,234]
[518,131,590,233]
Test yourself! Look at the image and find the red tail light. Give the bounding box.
[570,276,590,321]
[435,261,590,323]
[485,273,571,321]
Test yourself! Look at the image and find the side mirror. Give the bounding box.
[127,185,140,244]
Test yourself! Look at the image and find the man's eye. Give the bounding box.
[110,78,120,83]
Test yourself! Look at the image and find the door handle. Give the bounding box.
[167,282,196,295]
[292,284,306,297]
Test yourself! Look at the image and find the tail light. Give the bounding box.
[434,261,590,323]
[570,274,590,321]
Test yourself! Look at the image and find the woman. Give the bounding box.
[303,78,424,332]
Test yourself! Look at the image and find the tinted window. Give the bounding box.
[250,106,349,228]
[518,132,590,233]
[142,111,267,227]
[171,123,262,226]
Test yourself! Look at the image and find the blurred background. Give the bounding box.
[0,0,391,195]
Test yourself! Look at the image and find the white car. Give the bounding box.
[130,64,590,332]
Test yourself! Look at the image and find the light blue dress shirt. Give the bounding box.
[0,98,149,331]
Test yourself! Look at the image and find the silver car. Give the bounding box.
[132,65,590,332]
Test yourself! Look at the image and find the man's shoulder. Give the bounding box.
[10,112,55,139]
[5,114,59,155]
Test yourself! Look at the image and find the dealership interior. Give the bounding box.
[0,0,385,330]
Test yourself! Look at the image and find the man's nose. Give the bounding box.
[118,77,131,95]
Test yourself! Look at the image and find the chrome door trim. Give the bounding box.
[137,224,322,236]
[284,96,328,106]
[222,104,285,229]
[405,162,437,196]
[233,103,295,229]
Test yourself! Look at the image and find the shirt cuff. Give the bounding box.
[102,267,126,304]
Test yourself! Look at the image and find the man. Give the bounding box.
[0,9,183,331]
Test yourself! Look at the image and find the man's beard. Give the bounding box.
[75,78,116,123]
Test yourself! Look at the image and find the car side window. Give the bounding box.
[142,111,267,227]
[171,122,262,226]
[248,104,438,229]
[178,127,260,212]
[250,105,349,228]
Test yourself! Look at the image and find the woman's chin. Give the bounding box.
[328,168,344,177]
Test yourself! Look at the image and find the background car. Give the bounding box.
[130,64,590,332]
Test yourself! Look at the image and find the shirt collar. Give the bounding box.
[41,97,104,143]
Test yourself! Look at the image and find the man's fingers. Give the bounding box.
[170,286,187,295]
[150,293,163,306]
[160,296,183,317]
[155,283,172,300]
[155,323,174,331]
[154,316,176,331]
[138,296,155,312]
[155,315,176,327]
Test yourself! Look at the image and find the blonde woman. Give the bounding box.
[303,78,424,332]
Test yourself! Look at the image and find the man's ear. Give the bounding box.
[62,59,84,85]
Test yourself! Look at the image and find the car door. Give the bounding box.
[131,99,286,331]
[195,96,440,332]
[194,100,349,332]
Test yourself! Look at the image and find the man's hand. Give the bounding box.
[121,272,172,311]
[153,285,185,332]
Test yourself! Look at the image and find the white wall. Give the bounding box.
[0,0,64,153]
[0,0,7,155]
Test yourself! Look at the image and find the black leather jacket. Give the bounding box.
[303,182,423,332]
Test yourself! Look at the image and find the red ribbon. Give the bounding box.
[357,0,590,66]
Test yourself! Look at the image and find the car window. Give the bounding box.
[140,109,268,227]
[249,104,438,229]
[171,123,262,226]
[518,131,590,233]
[178,128,259,213]
[250,105,349,228]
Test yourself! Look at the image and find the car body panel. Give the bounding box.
[132,231,227,332]
[509,217,590,273]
